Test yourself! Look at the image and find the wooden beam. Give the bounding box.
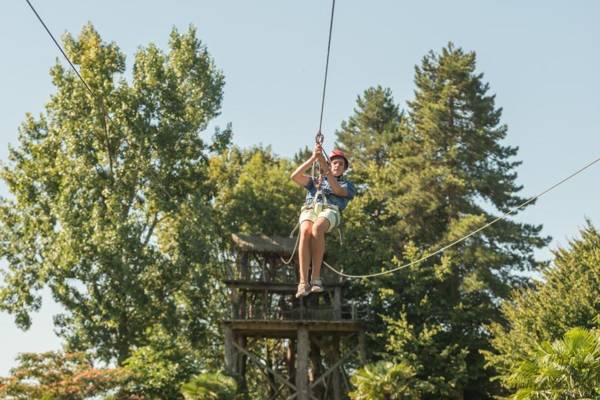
[232,341,297,393]
[267,384,286,400]
[332,338,342,400]
[340,366,351,394]
[222,320,362,337]
[223,280,345,293]
[295,327,310,400]
[223,325,236,375]
[359,330,367,365]
[309,347,358,390]
[333,287,342,320]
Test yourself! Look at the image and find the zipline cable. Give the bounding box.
[24,0,115,173]
[323,154,600,279]
[23,0,175,196]
[24,0,94,96]
[315,0,336,146]
[27,0,599,281]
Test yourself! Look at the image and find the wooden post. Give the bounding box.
[263,289,268,319]
[359,330,367,365]
[231,288,240,319]
[240,290,247,319]
[287,339,296,389]
[332,336,342,400]
[265,342,277,398]
[309,338,323,398]
[333,287,342,320]
[296,327,310,400]
[238,335,248,396]
[299,296,305,320]
[223,325,236,375]
[240,252,249,279]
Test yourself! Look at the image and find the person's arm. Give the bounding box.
[290,144,320,187]
[325,169,349,197]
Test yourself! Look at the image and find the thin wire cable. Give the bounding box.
[27,0,599,281]
[24,0,94,96]
[316,0,336,143]
[24,0,117,176]
[323,154,600,279]
[24,0,203,200]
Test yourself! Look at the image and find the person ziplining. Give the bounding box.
[290,143,356,297]
[24,0,600,286]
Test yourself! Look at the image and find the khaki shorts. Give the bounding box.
[299,203,340,233]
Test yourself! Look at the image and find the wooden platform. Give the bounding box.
[223,319,362,338]
[223,279,346,294]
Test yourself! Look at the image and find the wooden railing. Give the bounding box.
[240,303,368,321]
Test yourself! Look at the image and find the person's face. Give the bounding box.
[330,157,346,177]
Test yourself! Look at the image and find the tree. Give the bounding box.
[121,325,202,399]
[330,86,406,302]
[337,44,549,398]
[181,372,237,400]
[507,327,600,400]
[485,222,600,391]
[207,145,303,240]
[349,361,423,400]
[0,24,227,364]
[336,86,404,173]
[0,351,128,400]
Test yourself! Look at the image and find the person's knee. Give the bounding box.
[312,220,329,237]
[300,222,313,238]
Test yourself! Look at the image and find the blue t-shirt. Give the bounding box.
[304,176,356,211]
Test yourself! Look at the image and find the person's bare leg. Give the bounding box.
[310,217,330,280]
[298,221,313,284]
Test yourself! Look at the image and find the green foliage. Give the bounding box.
[0,351,128,399]
[122,326,201,399]
[507,327,600,400]
[485,222,600,390]
[0,26,567,400]
[336,85,404,173]
[337,43,549,398]
[0,23,226,364]
[208,146,303,239]
[381,315,467,397]
[349,361,423,400]
[180,372,237,400]
[331,87,406,279]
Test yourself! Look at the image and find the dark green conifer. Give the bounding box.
[338,43,549,399]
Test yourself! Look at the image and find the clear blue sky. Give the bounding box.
[1,1,599,375]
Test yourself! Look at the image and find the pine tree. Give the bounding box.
[338,43,549,399]
[331,86,406,289]
[336,85,404,172]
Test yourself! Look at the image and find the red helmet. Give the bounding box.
[329,149,349,170]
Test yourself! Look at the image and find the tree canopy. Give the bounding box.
[336,43,549,398]
[0,351,128,400]
[507,327,600,400]
[485,222,600,393]
[2,25,594,399]
[0,24,226,365]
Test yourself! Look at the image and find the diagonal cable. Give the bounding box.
[324,154,600,279]
[24,0,94,96]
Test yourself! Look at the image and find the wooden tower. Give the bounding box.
[222,233,367,400]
